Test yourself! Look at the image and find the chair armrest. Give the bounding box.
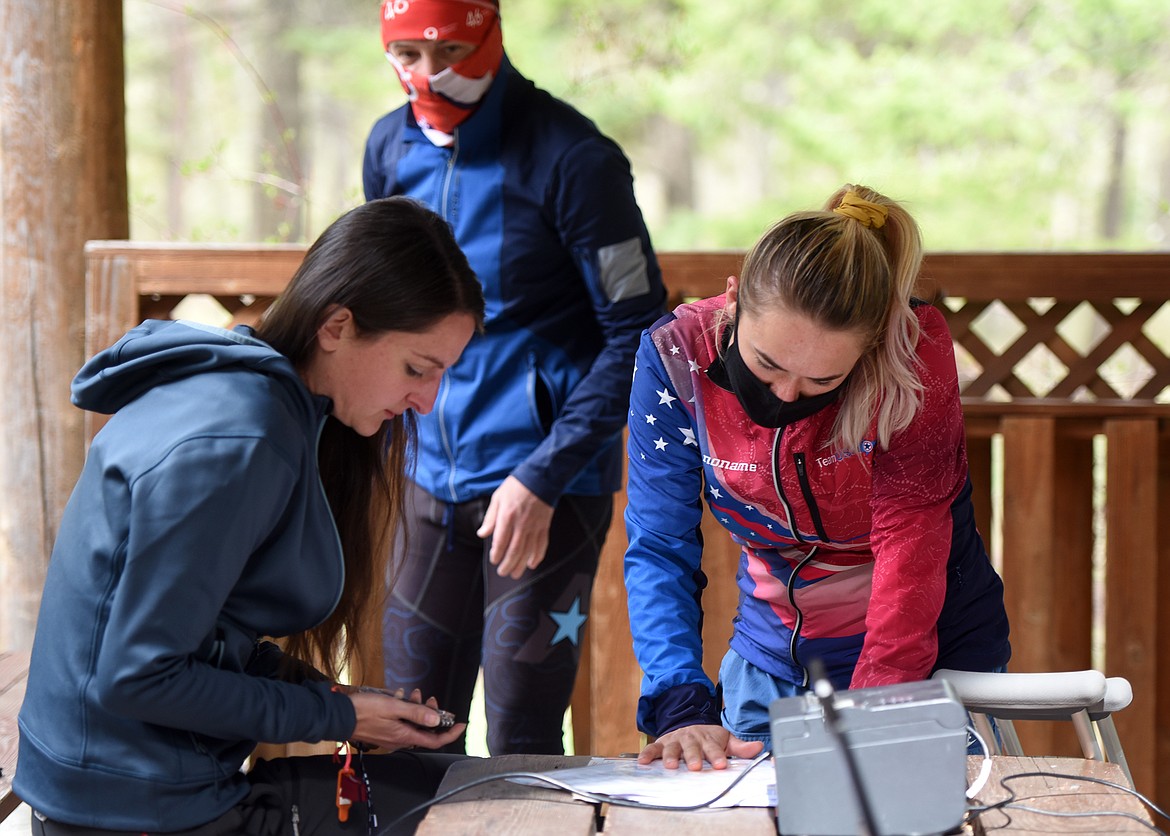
[932,669,1107,720]
[1088,676,1133,719]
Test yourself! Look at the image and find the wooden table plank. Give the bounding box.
[604,804,776,835]
[418,754,598,835]
[418,802,596,835]
[0,651,31,822]
[967,756,1154,833]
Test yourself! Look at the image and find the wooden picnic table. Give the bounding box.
[418,753,1154,835]
[0,650,31,823]
[1,655,1152,835]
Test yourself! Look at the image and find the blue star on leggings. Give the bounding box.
[549,596,587,646]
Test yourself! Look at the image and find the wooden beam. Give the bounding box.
[0,0,128,650]
[1104,419,1159,795]
[999,417,1094,756]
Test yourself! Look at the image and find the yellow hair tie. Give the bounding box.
[833,191,888,229]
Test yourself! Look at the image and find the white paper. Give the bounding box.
[509,756,776,809]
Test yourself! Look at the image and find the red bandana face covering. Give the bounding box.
[381,0,503,142]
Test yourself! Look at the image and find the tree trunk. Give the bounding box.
[166,8,193,236]
[1100,108,1127,241]
[0,0,129,649]
[252,0,304,241]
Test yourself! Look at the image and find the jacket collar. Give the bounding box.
[705,320,734,393]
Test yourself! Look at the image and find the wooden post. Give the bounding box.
[999,416,1094,756]
[1104,419,1159,799]
[1158,431,1170,810]
[0,0,128,649]
[1000,418,1059,674]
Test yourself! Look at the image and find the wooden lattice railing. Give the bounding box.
[84,243,1170,808]
[926,255,1170,402]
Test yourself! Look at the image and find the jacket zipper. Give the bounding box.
[787,549,818,688]
[315,414,346,609]
[525,351,560,434]
[437,134,460,500]
[436,376,457,501]
[793,453,830,541]
[526,352,542,432]
[440,131,459,217]
[771,429,824,688]
[289,755,303,835]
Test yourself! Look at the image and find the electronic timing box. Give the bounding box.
[770,678,969,835]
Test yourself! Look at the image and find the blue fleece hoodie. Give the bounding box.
[15,320,357,831]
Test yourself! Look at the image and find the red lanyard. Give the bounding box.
[334,741,377,831]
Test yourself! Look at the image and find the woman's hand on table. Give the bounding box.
[638,723,765,771]
[347,687,465,752]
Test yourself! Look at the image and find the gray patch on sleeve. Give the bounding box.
[597,237,651,303]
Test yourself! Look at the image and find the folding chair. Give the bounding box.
[931,668,1134,788]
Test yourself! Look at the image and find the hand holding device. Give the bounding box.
[350,685,456,731]
[344,684,465,751]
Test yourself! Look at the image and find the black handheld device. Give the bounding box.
[352,686,458,731]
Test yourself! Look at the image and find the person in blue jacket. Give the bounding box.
[15,198,485,834]
[364,0,666,755]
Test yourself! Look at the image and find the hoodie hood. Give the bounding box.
[73,319,315,417]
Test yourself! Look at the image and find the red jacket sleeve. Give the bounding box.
[851,305,967,687]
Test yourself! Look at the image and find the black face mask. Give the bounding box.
[723,319,846,428]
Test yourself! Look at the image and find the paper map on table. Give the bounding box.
[509,756,776,808]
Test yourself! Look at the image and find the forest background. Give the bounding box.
[124,0,1170,253]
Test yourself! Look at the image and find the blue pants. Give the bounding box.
[383,486,612,755]
[718,648,806,746]
[719,648,1000,755]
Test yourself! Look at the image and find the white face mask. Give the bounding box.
[383,12,504,145]
[427,65,495,106]
[387,53,498,146]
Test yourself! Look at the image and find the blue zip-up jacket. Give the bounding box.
[363,57,665,504]
[15,320,356,831]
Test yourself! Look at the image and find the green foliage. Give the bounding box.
[124,0,1170,251]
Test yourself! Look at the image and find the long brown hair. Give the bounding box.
[256,197,484,680]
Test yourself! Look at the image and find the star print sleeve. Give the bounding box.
[623,326,717,735]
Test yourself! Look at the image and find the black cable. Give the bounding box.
[808,658,880,836]
[965,769,1168,835]
[1005,803,1162,832]
[376,747,774,835]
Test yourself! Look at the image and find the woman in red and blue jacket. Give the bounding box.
[623,185,1010,770]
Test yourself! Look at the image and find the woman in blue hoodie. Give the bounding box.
[15,197,485,834]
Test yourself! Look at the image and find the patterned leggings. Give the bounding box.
[382,487,612,755]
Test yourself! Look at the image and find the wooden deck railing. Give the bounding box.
[0,651,31,822]
[84,242,1170,809]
